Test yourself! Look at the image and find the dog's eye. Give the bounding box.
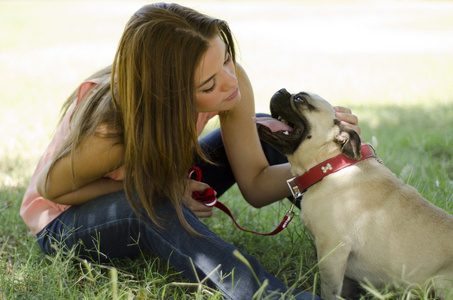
[294,96,305,103]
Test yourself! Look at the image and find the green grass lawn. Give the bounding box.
[1,1,453,299]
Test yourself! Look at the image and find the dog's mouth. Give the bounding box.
[255,89,309,154]
[253,114,302,138]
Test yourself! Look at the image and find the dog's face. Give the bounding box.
[256,89,361,173]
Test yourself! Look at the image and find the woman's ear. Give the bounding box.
[335,125,362,159]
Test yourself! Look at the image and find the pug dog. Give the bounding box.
[255,89,453,299]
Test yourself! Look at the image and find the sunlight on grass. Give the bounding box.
[1,1,453,299]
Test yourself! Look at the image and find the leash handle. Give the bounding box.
[188,166,202,181]
[188,167,293,236]
[189,167,217,206]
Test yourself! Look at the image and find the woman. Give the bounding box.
[21,3,359,299]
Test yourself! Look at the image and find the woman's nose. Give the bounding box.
[220,67,237,91]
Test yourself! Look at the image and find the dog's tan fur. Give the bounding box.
[280,92,453,299]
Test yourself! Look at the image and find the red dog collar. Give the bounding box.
[286,144,380,199]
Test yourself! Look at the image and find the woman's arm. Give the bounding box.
[220,65,293,207]
[36,134,124,205]
[45,177,124,205]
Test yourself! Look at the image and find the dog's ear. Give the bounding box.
[335,125,362,159]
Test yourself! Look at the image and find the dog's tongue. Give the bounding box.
[253,116,293,132]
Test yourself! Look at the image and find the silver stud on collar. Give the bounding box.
[321,163,332,173]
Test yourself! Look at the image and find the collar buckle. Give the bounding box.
[286,177,304,200]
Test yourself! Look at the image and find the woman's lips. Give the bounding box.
[225,87,239,101]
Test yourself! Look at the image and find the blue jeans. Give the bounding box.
[37,124,321,300]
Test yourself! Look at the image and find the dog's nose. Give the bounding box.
[271,88,291,102]
[276,88,290,97]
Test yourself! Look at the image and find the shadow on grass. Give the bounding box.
[358,104,451,170]
[355,103,453,208]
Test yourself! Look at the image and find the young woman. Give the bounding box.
[21,3,359,299]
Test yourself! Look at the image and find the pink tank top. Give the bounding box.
[20,80,218,235]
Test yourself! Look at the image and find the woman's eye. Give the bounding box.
[203,82,216,93]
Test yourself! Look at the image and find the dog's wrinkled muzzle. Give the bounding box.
[256,88,310,154]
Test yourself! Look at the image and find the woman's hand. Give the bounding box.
[184,180,215,218]
[334,106,361,135]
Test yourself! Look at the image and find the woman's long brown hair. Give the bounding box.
[109,3,236,233]
[46,3,236,234]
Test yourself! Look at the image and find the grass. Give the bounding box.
[1,0,453,299]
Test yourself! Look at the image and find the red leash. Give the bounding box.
[189,167,295,236]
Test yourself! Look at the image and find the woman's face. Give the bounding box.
[195,36,240,112]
